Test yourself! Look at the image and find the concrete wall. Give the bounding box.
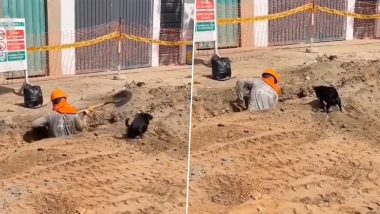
[240,0,255,47]
[346,0,356,40]
[152,0,161,67]
[47,0,75,76]
[254,0,268,47]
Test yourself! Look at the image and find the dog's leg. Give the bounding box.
[337,98,343,112]
[326,103,331,114]
[319,98,325,111]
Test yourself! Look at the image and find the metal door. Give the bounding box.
[217,0,240,47]
[268,0,310,46]
[159,0,183,65]
[315,0,346,42]
[196,0,239,50]
[75,0,153,74]
[1,0,48,77]
[354,0,377,39]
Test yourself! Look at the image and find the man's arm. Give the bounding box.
[31,115,48,128]
[236,80,254,102]
[75,113,88,132]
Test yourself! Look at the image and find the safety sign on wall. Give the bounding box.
[0,18,27,73]
[194,0,217,42]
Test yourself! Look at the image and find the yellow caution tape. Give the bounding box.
[26,3,380,52]
[27,32,192,53]
[122,34,192,46]
[218,3,313,25]
[28,32,119,53]
[316,5,380,20]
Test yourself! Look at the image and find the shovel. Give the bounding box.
[78,89,132,113]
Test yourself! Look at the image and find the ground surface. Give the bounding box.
[189,40,380,214]
[0,66,191,214]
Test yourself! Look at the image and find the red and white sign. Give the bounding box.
[194,0,217,42]
[196,11,215,21]
[7,40,25,51]
[0,18,27,73]
[196,0,214,10]
[6,30,24,40]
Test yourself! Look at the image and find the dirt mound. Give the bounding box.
[192,59,380,122]
[282,59,380,101]
[192,88,236,122]
[190,55,380,213]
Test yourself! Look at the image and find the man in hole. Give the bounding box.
[32,89,89,138]
[235,68,283,112]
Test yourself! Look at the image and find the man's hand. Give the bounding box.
[83,106,94,115]
[233,98,246,111]
[83,109,91,116]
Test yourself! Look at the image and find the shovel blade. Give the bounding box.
[112,89,132,107]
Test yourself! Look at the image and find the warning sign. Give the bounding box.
[8,51,26,61]
[7,30,24,40]
[0,52,6,62]
[194,0,217,42]
[196,11,215,21]
[0,41,6,51]
[196,0,214,9]
[7,40,25,51]
[0,18,27,73]
[0,30,5,40]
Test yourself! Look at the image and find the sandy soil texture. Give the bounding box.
[0,67,191,214]
[189,41,380,214]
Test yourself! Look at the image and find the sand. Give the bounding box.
[189,41,380,214]
[0,67,191,214]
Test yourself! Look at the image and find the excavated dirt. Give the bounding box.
[189,43,380,214]
[0,69,191,214]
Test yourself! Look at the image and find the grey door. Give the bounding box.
[315,0,346,42]
[268,0,310,46]
[160,0,183,65]
[354,0,377,39]
[75,0,153,74]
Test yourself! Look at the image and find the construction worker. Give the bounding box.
[235,68,282,112]
[32,89,89,138]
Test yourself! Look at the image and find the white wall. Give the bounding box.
[60,0,75,75]
[376,0,380,38]
[47,0,75,76]
[180,0,195,64]
[151,0,161,67]
[346,0,356,40]
[254,0,268,47]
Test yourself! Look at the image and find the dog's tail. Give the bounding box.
[125,118,130,127]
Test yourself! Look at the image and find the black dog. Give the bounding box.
[313,86,343,114]
[125,113,153,139]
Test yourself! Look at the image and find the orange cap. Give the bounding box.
[262,68,283,83]
[51,89,67,101]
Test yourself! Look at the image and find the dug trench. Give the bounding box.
[189,59,380,213]
[0,84,190,213]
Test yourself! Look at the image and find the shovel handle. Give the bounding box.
[78,101,115,113]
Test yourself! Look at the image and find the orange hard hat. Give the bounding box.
[51,89,67,101]
[262,68,282,83]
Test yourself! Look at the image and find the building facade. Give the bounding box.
[0,0,194,78]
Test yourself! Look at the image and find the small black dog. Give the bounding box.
[313,86,343,114]
[125,113,153,139]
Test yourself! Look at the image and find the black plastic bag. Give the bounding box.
[23,83,43,108]
[211,55,231,81]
